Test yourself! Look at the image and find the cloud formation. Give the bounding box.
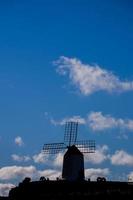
[88,111,133,132]
[55,56,133,95]
[53,153,63,167]
[0,183,15,197]
[33,152,63,168]
[0,165,110,194]
[51,112,133,133]
[0,166,36,180]
[85,168,110,181]
[32,148,133,167]
[0,165,61,195]
[110,150,133,166]
[85,145,109,164]
[128,172,133,182]
[33,152,49,164]
[11,154,31,162]
[51,115,85,126]
[0,165,61,182]
[14,136,24,147]
[38,169,61,180]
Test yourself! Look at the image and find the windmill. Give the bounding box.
[43,121,95,181]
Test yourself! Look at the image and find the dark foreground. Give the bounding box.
[0,179,130,200]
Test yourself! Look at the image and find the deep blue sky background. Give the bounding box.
[0,0,133,183]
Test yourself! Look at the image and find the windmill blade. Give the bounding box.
[64,121,78,146]
[43,142,66,154]
[75,140,95,153]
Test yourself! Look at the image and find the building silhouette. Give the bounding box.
[2,122,133,199]
[62,145,85,181]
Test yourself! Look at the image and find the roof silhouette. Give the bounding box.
[65,145,83,155]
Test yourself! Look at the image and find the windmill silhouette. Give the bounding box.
[43,121,95,181]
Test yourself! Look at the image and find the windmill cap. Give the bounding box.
[66,145,83,155]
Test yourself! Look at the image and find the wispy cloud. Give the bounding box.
[55,56,133,95]
[14,136,24,147]
[11,154,31,162]
[11,152,62,166]
[110,150,133,166]
[51,115,86,126]
[50,112,133,133]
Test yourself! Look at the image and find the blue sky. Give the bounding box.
[0,0,133,196]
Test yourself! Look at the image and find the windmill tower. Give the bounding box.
[43,122,95,181]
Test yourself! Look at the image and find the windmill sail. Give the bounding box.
[75,140,95,153]
[43,142,65,154]
[43,121,95,181]
[64,121,78,146]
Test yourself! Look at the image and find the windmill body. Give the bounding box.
[43,122,95,181]
[62,145,84,181]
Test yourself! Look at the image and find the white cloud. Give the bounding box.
[33,145,108,167]
[128,172,133,182]
[127,120,133,130]
[88,112,122,131]
[53,153,63,167]
[0,165,61,182]
[33,152,63,168]
[0,183,15,196]
[85,168,110,181]
[55,56,133,95]
[110,150,133,166]
[87,111,133,132]
[0,166,36,180]
[11,154,31,162]
[33,152,49,164]
[14,136,24,147]
[0,166,61,195]
[51,115,86,126]
[85,145,109,164]
[50,111,133,133]
[0,165,110,183]
[38,169,61,180]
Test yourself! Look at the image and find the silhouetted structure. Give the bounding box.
[9,179,133,200]
[62,145,84,180]
[3,122,133,199]
[43,121,95,181]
